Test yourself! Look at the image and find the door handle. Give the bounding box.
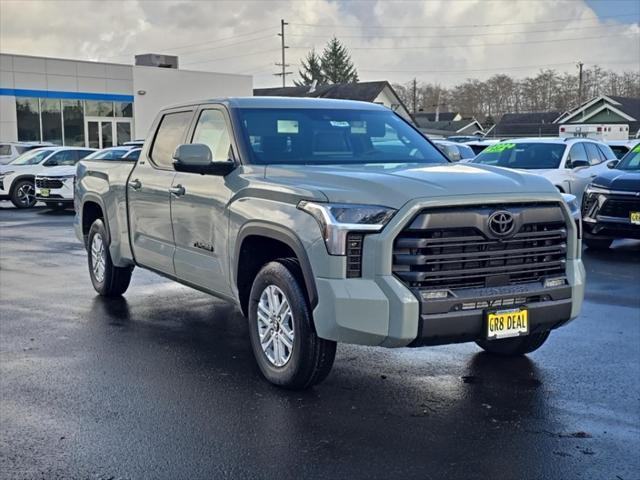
[169,184,185,197]
[128,179,141,190]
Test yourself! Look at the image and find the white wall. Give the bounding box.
[374,86,412,122]
[132,66,253,139]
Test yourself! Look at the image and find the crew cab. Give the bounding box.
[0,147,94,208]
[472,137,618,201]
[582,144,640,249]
[75,98,585,389]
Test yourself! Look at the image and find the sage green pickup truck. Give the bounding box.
[75,97,585,389]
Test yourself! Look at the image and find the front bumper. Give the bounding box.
[583,217,640,240]
[311,193,585,348]
[582,189,640,240]
[35,181,74,204]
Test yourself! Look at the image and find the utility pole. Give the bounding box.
[411,78,417,114]
[275,19,291,87]
[577,61,584,107]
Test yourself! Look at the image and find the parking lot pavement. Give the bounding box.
[1,203,639,480]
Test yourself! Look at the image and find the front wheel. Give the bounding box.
[584,237,613,250]
[248,259,336,390]
[10,180,37,209]
[87,219,133,296]
[476,331,550,356]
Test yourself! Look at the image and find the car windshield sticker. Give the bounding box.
[277,120,299,134]
[484,143,516,153]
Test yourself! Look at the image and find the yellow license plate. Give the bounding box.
[631,211,640,225]
[40,188,50,197]
[486,308,529,340]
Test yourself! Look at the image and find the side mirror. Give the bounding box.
[172,143,235,176]
[569,159,590,169]
[607,159,619,169]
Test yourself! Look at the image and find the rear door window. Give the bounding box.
[596,143,616,161]
[584,142,604,165]
[150,111,194,169]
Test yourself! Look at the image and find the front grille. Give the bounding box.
[346,233,363,278]
[36,177,64,189]
[599,197,640,219]
[392,205,567,290]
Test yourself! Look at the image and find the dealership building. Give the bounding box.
[0,53,252,148]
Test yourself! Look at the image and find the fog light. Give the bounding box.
[544,277,566,288]
[421,290,449,300]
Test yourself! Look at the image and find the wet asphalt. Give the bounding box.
[0,204,639,480]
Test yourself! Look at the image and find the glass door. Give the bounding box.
[85,118,133,148]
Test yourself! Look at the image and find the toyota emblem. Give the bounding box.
[488,211,515,237]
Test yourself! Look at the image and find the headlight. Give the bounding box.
[584,184,610,196]
[298,201,396,255]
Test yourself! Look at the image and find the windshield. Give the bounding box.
[236,108,447,165]
[617,145,640,171]
[10,149,54,165]
[86,148,131,160]
[473,142,566,169]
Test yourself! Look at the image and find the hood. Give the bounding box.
[0,163,42,175]
[591,168,640,192]
[38,165,77,177]
[264,162,557,209]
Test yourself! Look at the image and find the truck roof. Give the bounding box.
[162,96,390,112]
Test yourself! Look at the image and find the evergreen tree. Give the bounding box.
[320,37,358,84]
[295,50,325,86]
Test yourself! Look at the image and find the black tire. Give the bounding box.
[10,179,37,209]
[248,259,336,390]
[87,219,133,296]
[584,237,613,250]
[476,331,550,356]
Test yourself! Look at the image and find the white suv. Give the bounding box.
[0,142,55,165]
[471,137,618,201]
[0,147,95,208]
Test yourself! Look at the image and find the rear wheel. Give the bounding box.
[476,331,550,356]
[248,259,336,390]
[87,219,133,296]
[10,180,36,209]
[584,238,613,250]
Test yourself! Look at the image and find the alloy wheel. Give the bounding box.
[16,183,36,207]
[257,284,295,367]
[91,233,106,283]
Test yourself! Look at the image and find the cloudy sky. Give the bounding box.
[1,0,638,88]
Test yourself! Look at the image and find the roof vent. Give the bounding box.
[135,54,179,69]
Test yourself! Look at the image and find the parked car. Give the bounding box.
[123,140,145,148]
[35,147,141,209]
[606,140,640,159]
[0,141,55,165]
[581,144,640,249]
[433,139,475,161]
[471,137,618,201]
[0,147,95,208]
[446,135,483,143]
[75,97,584,390]
[464,139,501,156]
[84,146,142,161]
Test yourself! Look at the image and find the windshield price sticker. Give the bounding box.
[484,143,516,154]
